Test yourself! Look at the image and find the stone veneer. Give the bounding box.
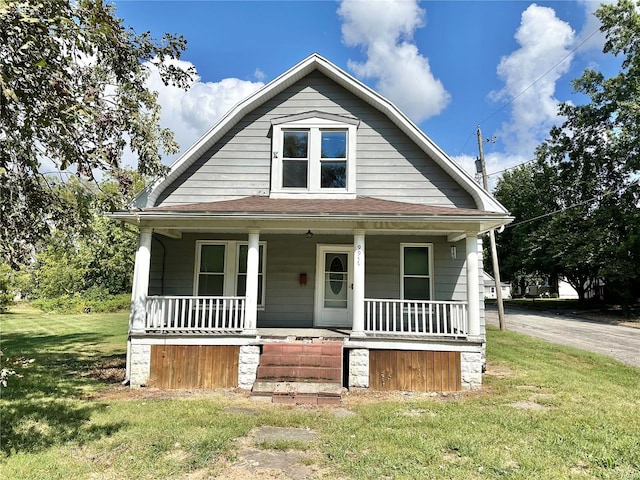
[348,348,369,388]
[238,345,261,390]
[129,342,151,387]
[461,351,483,390]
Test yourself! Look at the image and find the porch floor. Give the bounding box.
[257,328,350,339]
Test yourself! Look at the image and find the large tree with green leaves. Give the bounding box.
[536,0,640,309]
[496,0,640,309]
[0,0,193,266]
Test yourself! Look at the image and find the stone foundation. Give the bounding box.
[129,342,151,387]
[461,351,483,390]
[238,345,261,390]
[348,348,369,388]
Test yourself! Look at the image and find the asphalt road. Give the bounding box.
[485,307,640,368]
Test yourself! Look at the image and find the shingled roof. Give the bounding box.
[143,196,501,217]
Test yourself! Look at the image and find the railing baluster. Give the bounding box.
[145,296,467,337]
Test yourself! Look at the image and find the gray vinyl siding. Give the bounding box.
[148,233,470,329]
[156,71,475,208]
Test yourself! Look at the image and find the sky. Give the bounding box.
[113,0,621,186]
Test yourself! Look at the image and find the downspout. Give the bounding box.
[123,338,131,386]
[151,234,166,295]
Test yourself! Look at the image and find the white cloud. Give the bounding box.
[144,59,264,165]
[575,0,617,51]
[490,4,575,156]
[254,68,266,82]
[337,0,450,123]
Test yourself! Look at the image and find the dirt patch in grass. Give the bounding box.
[510,400,552,411]
[218,426,332,480]
[484,364,514,378]
[83,358,126,383]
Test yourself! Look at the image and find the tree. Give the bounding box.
[26,173,141,299]
[491,163,558,294]
[0,0,194,267]
[496,1,640,309]
[535,0,640,311]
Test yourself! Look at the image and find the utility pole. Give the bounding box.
[477,126,506,330]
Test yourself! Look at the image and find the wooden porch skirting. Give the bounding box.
[148,345,239,389]
[144,344,464,392]
[369,350,461,392]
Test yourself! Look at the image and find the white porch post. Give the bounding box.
[130,227,152,333]
[466,233,481,337]
[351,229,366,338]
[244,229,259,335]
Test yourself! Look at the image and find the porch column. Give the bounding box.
[130,227,152,333]
[351,229,366,338]
[466,233,481,337]
[244,229,259,335]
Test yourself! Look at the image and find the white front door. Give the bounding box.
[315,245,352,327]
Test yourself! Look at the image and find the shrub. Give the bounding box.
[32,290,130,314]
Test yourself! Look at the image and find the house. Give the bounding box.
[483,272,511,300]
[110,54,512,398]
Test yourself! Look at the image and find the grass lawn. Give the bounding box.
[1,304,639,479]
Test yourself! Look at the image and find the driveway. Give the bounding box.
[485,307,640,368]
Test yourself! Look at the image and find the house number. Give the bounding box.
[356,244,362,266]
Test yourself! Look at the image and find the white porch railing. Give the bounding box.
[145,296,246,333]
[364,299,468,337]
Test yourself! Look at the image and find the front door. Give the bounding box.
[315,245,353,327]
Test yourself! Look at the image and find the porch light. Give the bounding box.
[306,230,314,239]
[450,245,457,260]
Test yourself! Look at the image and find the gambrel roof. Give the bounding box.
[135,53,508,214]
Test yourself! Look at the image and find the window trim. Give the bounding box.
[270,113,358,198]
[194,240,267,309]
[400,243,434,301]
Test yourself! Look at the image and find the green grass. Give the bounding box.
[1,305,639,479]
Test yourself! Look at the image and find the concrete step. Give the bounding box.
[252,381,343,406]
[258,353,342,368]
[262,342,343,356]
[256,365,342,383]
[256,341,343,383]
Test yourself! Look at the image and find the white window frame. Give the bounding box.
[194,240,267,309]
[400,243,434,301]
[270,112,359,198]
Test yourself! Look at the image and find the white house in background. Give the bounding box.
[557,279,579,299]
[483,272,511,300]
[109,54,512,400]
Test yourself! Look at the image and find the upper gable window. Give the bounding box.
[271,112,359,198]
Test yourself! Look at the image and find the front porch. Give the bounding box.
[117,197,506,394]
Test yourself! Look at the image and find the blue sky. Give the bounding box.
[113,0,620,184]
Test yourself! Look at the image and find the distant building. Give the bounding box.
[483,272,511,300]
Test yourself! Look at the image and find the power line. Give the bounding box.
[506,179,640,229]
[486,158,536,177]
[477,28,600,127]
[458,27,601,154]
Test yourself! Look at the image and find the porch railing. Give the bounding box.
[364,299,468,337]
[145,296,246,333]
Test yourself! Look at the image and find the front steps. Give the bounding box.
[252,340,344,405]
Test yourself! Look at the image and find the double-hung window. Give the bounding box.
[195,241,266,308]
[271,112,358,197]
[282,130,309,188]
[400,243,433,301]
